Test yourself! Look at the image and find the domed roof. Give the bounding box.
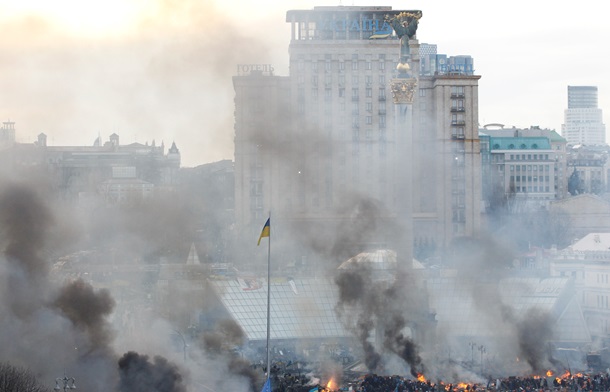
[338,249,397,270]
[338,249,424,270]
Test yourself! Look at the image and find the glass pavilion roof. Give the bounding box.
[210,272,590,344]
[210,277,349,341]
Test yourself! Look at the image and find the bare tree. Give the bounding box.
[0,362,50,392]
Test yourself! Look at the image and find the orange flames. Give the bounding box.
[555,370,571,383]
[546,370,554,377]
[417,373,427,383]
[456,382,470,390]
[325,378,338,391]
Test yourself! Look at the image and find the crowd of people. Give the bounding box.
[266,371,610,392]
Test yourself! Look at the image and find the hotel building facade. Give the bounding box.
[233,6,482,262]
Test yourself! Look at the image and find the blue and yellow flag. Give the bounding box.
[261,378,271,392]
[257,218,270,246]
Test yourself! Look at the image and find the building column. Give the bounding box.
[390,73,417,273]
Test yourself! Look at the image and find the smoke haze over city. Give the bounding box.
[1,0,609,166]
[1,1,610,392]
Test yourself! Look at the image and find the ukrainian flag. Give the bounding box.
[257,218,270,246]
[260,378,271,392]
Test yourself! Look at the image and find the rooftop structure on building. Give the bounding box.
[0,120,16,146]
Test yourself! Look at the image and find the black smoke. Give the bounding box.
[515,308,555,372]
[0,182,120,390]
[118,351,187,392]
[53,278,116,354]
[383,314,424,377]
[201,319,260,390]
[335,264,426,376]
[0,185,52,319]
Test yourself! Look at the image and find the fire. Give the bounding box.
[417,373,427,382]
[555,370,571,383]
[574,372,584,378]
[457,382,470,390]
[546,370,554,377]
[325,378,338,391]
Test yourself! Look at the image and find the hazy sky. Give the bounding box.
[1,0,608,167]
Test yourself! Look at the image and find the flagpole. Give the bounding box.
[266,210,271,385]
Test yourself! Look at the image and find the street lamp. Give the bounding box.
[54,376,76,391]
[469,342,476,364]
[478,345,486,375]
[173,329,188,362]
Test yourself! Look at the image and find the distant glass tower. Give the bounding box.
[562,86,606,145]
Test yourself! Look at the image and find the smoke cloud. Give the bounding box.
[118,351,186,392]
[0,184,52,319]
[335,264,427,376]
[53,278,116,354]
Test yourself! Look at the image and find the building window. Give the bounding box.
[451,86,465,97]
[451,113,465,125]
[452,127,465,139]
[451,99,465,111]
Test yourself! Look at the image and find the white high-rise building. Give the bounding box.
[562,86,606,145]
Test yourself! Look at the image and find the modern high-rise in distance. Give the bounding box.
[233,6,481,264]
[562,86,606,145]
